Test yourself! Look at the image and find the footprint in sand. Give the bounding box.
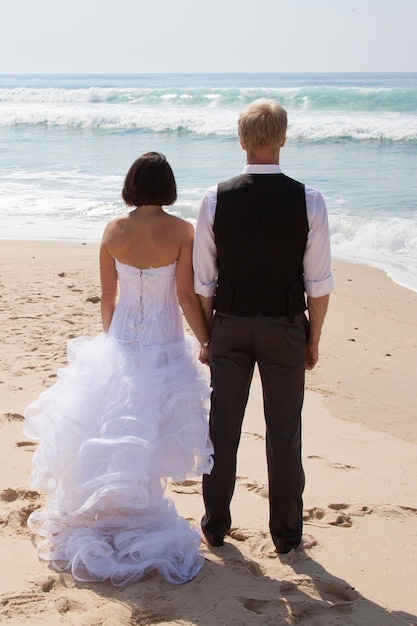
[241,575,357,621]
[208,525,277,563]
[4,413,24,422]
[307,454,358,470]
[280,575,358,602]
[0,589,87,622]
[328,503,371,516]
[303,503,372,528]
[228,527,250,543]
[304,505,354,528]
[242,430,264,441]
[1,505,39,534]
[246,531,278,559]
[130,605,173,624]
[0,488,39,502]
[170,479,202,494]
[0,488,41,535]
[236,476,268,498]
[0,591,47,620]
[371,504,417,520]
[329,461,357,470]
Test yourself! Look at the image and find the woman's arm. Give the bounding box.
[176,221,210,351]
[99,234,118,332]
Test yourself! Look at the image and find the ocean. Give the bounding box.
[1,72,416,292]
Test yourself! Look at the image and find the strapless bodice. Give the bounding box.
[108,260,183,346]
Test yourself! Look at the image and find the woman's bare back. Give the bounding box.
[103,207,186,269]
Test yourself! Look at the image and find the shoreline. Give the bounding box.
[1,239,416,624]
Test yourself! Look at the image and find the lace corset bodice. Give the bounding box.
[108,260,184,346]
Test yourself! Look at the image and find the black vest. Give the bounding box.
[213,173,308,317]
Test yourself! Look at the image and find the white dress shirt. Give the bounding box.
[193,164,334,299]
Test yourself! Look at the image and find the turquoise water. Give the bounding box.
[0,73,416,291]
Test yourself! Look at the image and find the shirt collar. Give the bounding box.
[243,164,283,174]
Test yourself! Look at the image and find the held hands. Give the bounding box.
[199,344,210,366]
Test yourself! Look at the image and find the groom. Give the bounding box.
[193,99,333,554]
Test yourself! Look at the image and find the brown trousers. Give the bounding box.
[202,312,306,553]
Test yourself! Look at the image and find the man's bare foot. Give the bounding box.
[295,533,317,552]
[200,532,225,547]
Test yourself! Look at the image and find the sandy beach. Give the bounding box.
[1,239,416,626]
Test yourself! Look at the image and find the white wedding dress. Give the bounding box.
[24,260,213,586]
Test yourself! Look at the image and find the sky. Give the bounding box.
[1,0,416,74]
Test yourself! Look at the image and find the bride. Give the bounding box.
[24,152,213,586]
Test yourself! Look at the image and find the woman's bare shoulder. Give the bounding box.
[102,214,130,239]
[166,214,194,237]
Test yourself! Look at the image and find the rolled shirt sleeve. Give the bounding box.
[193,185,218,298]
[303,185,334,297]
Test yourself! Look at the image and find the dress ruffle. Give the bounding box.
[24,332,213,585]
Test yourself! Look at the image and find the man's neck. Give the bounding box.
[246,149,280,165]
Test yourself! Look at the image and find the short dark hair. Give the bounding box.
[122,152,177,207]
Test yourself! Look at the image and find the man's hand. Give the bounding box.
[199,345,210,366]
[305,340,319,370]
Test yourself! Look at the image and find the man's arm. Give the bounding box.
[305,294,329,370]
[303,186,333,370]
[193,186,218,300]
[199,295,214,330]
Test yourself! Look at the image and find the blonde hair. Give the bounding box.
[237,99,287,154]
